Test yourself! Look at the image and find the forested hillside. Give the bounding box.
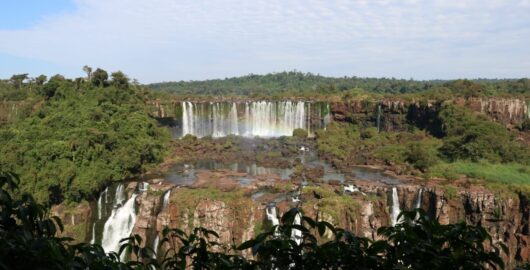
[148,71,530,97]
[0,70,169,204]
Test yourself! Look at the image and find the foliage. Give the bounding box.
[147,71,529,97]
[438,104,529,163]
[0,71,169,203]
[292,128,308,138]
[0,172,126,270]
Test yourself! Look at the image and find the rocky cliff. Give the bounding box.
[120,180,529,268]
[331,97,529,130]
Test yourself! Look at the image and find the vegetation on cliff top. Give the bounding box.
[147,71,530,98]
[0,69,169,204]
[316,103,530,193]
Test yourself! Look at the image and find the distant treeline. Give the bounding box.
[147,71,530,97]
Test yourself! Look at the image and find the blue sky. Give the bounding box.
[0,0,529,83]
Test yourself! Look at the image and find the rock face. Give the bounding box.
[331,98,529,130]
[124,182,528,268]
[50,201,92,242]
[464,98,529,126]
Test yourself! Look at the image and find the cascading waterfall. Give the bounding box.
[266,205,280,226]
[101,194,138,254]
[415,188,423,209]
[115,184,126,206]
[291,213,303,245]
[97,187,109,219]
[162,190,171,208]
[390,187,401,226]
[152,235,160,258]
[90,223,96,244]
[414,188,423,221]
[180,101,329,138]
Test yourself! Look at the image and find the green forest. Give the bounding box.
[0,70,169,203]
[148,71,530,98]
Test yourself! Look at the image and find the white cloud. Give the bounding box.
[0,0,529,82]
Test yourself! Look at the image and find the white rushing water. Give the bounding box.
[90,223,96,244]
[291,212,303,245]
[415,188,423,209]
[152,235,160,258]
[390,187,402,226]
[101,194,138,254]
[414,188,423,221]
[181,101,313,138]
[115,184,126,206]
[162,190,171,208]
[266,205,280,226]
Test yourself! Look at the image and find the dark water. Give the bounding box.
[162,160,294,186]
[161,149,402,186]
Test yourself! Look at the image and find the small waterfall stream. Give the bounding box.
[266,205,280,226]
[152,235,160,259]
[415,188,423,209]
[414,188,423,221]
[291,212,303,245]
[390,187,401,226]
[162,190,171,208]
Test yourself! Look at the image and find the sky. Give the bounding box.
[0,0,529,83]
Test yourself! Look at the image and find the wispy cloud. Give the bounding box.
[0,0,529,82]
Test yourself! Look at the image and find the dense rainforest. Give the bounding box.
[148,71,530,98]
[0,70,169,204]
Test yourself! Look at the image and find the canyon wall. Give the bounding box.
[118,182,529,268]
[331,97,529,131]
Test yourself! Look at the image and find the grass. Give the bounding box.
[429,161,530,195]
[303,186,360,224]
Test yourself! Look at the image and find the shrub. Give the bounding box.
[292,128,308,138]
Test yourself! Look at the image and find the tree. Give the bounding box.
[35,75,47,85]
[111,71,129,89]
[9,73,28,89]
[91,68,108,87]
[82,65,92,80]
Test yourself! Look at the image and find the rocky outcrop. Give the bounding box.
[50,201,92,242]
[67,178,526,268]
[462,98,529,126]
[331,98,529,131]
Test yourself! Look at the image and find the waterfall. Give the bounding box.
[266,205,280,226]
[138,182,149,193]
[115,184,126,206]
[101,194,138,254]
[97,187,109,219]
[162,190,171,208]
[230,102,239,135]
[181,101,316,138]
[97,192,103,219]
[414,188,423,221]
[90,223,96,244]
[291,212,303,245]
[152,234,160,258]
[376,104,382,132]
[415,188,423,209]
[390,187,401,226]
